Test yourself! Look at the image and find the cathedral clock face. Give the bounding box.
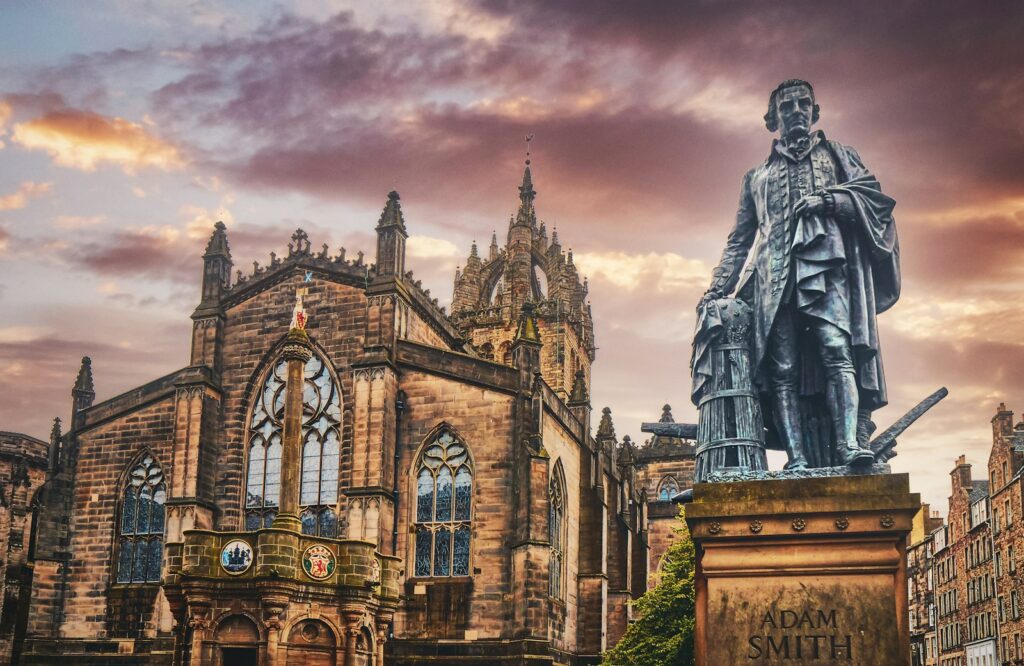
[302,544,336,581]
[220,539,254,575]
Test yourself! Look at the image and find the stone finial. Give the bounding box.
[203,221,231,258]
[290,228,311,255]
[597,406,616,442]
[618,435,636,465]
[660,404,674,423]
[48,416,63,472]
[514,301,541,344]
[513,160,537,227]
[377,190,407,231]
[569,368,589,404]
[470,240,478,258]
[74,356,95,397]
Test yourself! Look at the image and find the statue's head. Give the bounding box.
[764,79,820,139]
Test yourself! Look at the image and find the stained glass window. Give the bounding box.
[245,353,341,537]
[412,428,472,577]
[549,460,566,599]
[658,476,680,501]
[116,454,166,584]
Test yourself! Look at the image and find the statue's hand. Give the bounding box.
[793,194,825,218]
[698,287,723,312]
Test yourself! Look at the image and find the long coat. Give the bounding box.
[693,136,900,417]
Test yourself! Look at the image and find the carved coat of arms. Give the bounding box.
[302,544,336,581]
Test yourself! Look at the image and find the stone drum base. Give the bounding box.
[684,474,920,665]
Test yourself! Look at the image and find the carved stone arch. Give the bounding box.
[410,423,475,578]
[283,615,340,647]
[114,449,168,584]
[480,258,506,304]
[213,612,262,643]
[548,458,567,599]
[243,339,344,532]
[410,422,477,474]
[243,334,344,421]
[356,625,375,662]
[657,475,680,501]
[117,447,169,488]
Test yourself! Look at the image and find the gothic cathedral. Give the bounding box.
[6,162,652,665]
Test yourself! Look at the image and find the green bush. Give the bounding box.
[602,509,695,666]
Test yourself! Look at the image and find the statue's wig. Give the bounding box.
[764,79,820,132]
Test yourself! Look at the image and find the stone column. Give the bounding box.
[264,600,287,666]
[374,618,391,666]
[272,328,311,532]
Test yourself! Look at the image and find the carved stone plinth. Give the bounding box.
[685,474,919,665]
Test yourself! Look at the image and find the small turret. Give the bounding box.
[375,191,408,277]
[569,368,589,405]
[71,356,95,431]
[200,222,232,304]
[48,417,62,473]
[489,231,499,261]
[597,407,616,448]
[511,302,542,384]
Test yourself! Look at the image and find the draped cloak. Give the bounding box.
[691,136,900,452]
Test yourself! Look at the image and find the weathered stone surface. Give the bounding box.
[686,474,919,665]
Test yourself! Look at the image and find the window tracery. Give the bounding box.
[116,454,166,583]
[549,460,566,599]
[658,476,680,501]
[246,353,341,537]
[413,428,472,577]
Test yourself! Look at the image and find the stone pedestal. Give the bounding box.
[684,474,919,665]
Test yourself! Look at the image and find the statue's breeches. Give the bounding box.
[764,305,855,392]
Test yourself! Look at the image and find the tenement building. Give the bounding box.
[908,504,943,666]
[9,162,648,665]
[914,403,1024,666]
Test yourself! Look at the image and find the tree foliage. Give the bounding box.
[602,510,696,666]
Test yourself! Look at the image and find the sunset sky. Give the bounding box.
[2,1,1023,512]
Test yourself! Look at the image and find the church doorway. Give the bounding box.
[213,615,261,666]
[221,647,259,666]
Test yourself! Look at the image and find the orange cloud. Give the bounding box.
[0,181,53,211]
[11,109,183,173]
[0,100,11,148]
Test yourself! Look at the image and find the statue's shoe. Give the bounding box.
[840,446,875,467]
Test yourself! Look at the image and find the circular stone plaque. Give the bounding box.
[220,539,254,575]
[302,544,336,581]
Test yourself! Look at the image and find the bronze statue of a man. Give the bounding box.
[698,79,900,469]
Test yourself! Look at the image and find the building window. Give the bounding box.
[549,460,567,599]
[658,476,680,501]
[116,453,166,583]
[413,427,472,577]
[245,353,341,536]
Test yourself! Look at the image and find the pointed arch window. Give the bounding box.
[413,428,472,577]
[549,460,567,599]
[658,476,680,501]
[116,454,166,584]
[246,353,341,537]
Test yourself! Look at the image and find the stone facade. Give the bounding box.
[913,404,1024,666]
[9,164,645,665]
[0,431,50,664]
[908,504,944,666]
[632,405,696,580]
